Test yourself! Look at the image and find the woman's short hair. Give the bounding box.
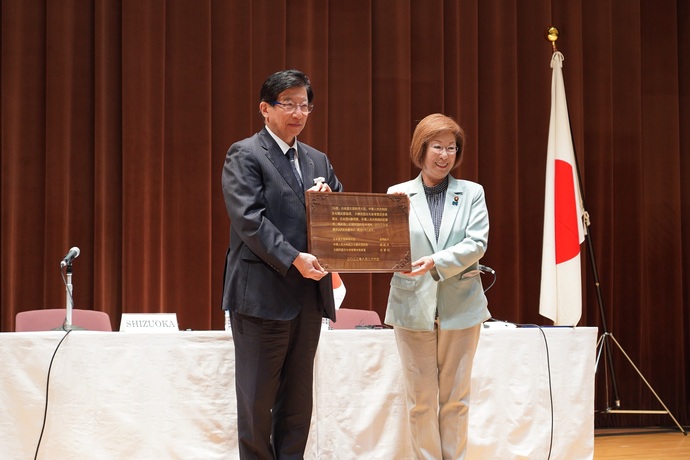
[410,114,465,171]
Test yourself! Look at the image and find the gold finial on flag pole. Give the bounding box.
[546,26,559,52]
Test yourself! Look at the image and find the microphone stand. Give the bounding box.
[65,263,74,328]
[56,263,84,331]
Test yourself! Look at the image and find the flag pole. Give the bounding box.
[545,27,685,435]
[544,24,620,413]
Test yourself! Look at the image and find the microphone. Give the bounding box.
[60,247,81,267]
[478,264,495,274]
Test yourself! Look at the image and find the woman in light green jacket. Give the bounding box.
[385,113,490,460]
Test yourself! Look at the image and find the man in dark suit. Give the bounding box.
[221,69,343,459]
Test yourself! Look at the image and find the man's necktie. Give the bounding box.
[287,148,303,189]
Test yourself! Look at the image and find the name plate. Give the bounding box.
[119,313,179,332]
[306,191,411,272]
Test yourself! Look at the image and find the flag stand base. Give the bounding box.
[595,332,686,435]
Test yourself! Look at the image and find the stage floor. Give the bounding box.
[594,427,690,459]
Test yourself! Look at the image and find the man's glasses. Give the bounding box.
[271,101,314,114]
[430,145,458,154]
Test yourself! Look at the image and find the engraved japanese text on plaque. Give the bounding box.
[306,192,411,272]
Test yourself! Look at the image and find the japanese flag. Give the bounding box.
[539,51,586,326]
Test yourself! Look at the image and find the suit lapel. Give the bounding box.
[408,176,438,252]
[437,177,463,249]
[259,129,306,205]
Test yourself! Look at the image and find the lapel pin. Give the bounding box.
[452,196,459,206]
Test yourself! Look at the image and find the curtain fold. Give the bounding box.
[94,0,123,313]
[1,0,688,428]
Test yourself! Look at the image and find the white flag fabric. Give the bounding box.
[332,272,346,310]
[539,51,586,326]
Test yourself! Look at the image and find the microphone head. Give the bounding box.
[478,264,495,274]
[60,247,81,267]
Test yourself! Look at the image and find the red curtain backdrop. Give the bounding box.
[1,0,688,428]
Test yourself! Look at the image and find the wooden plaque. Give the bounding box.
[306,191,411,272]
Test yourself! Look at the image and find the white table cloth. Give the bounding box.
[309,326,596,460]
[0,326,596,459]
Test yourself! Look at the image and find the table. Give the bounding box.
[0,327,596,459]
[0,331,236,459]
[310,326,596,459]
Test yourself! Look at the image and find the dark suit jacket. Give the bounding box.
[221,127,343,321]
